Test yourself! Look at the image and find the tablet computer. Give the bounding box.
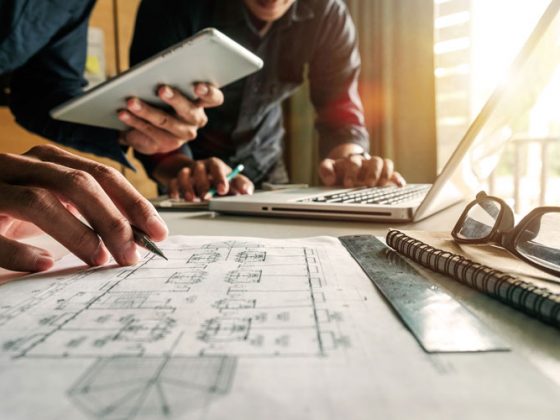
[51,28,263,130]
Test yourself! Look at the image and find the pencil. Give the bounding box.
[207,164,245,198]
[131,225,168,260]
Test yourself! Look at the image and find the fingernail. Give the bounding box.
[196,84,209,96]
[218,183,227,195]
[35,256,54,271]
[118,112,129,121]
[162,87,173,99]
[122,242,140,265]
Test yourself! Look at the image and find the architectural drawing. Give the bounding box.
[2,236,557,420]
[69,355,236,419]
[0,236,349,419]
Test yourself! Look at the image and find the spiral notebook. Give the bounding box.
[385,230,560,329]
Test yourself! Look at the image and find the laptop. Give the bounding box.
[210,0,560,222]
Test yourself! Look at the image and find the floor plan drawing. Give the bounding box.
[0,236,351,419]
[1,236,559,420]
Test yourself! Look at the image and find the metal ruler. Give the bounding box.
[339,235,508,353]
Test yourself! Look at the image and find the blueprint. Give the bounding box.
[0,236,558,420]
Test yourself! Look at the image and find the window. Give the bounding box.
[434,0,558,213]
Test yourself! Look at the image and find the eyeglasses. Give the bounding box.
[452,191,560,277]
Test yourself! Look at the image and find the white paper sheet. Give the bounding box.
[0,236,558,420]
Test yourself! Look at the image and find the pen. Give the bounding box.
[207,164,245,198]
[131,225,168,260]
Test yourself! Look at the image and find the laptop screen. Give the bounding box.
[415,0,560,220]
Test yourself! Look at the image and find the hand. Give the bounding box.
[319,154,406,188]
[0,216,44,241]
[153,154,254,201]
[0,145,168,272]
[117,83,224,155]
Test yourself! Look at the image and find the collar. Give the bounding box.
[290,0,315,23]
[273,0,315,32]
[215,0,315,26]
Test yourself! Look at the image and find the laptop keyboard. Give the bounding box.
[297,184,431,205]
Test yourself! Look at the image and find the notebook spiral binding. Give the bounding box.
[386,230,560,329]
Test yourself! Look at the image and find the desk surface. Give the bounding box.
[164,205,560,377]
[1,204,559,419]
[159,203,464,238]
[117,206,560,387]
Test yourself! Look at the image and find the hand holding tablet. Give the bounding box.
[116,82,224,155]
[51,28,263,154]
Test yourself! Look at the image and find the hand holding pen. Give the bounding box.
[207,164,245,198]
[152,156,254,201]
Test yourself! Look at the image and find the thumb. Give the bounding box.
[231,176,254,195]
[319,159,337,186]
[390,171,407,187]
[0,236,54,273]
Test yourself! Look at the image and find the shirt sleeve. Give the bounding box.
[308,1,370,159]
[8,2,131,167]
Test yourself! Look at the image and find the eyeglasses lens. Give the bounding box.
[457,198,501,240]
[516,212,560,273]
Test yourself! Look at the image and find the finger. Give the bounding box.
[118,108,186,153]
[194,83,224,108]
[0,184,110,267]
[168,178,180,199]
[230,175,255,195]
[319,159,337,186]
[6,153,150,266]
[206,158,230,196]
[362,157,384,187]
[119,127,161,155]
[158,86,209,128]
[378,158,395,186]
[4,219,44,239]
[26,145,168,242]
[0,215,15,236]
[127,96,199,140]
[177,167,197,202]
[192,161,210,199]
[0,236,54,272]
[342,156,362,188]
[390,171,407,187]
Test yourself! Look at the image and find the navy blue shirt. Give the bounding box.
[0,0,129,166]
[131,0,369,183]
